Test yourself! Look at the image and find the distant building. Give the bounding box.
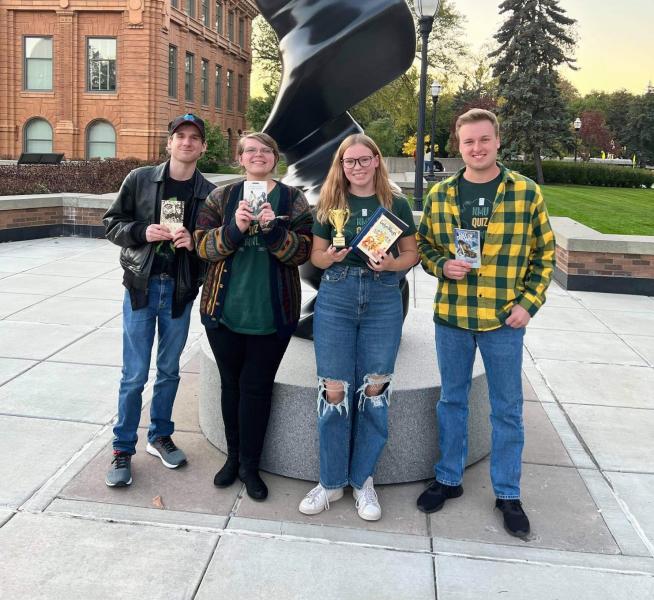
[0,0,257,161]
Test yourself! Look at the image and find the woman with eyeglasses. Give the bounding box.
[298,133,418,520]
[194,133,313,501]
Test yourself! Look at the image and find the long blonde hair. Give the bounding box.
[316,133,399,223]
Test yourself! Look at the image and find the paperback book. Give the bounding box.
[160,198,184,235]
[243,180,268,220]
[454,227,481,268]
[350,206,409,263]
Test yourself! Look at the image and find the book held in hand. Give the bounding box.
[454,227,481,268]
[160,198,184,235]
[349,206,409,262]
[243,180,268,220]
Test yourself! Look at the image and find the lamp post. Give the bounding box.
[427,80,442,180]
[413,0,441,212]
[573,117,582,162]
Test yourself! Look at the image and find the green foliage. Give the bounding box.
[251,16,281,82]
[364,118,403,156]
[506,161,654,188]
[203,122,229,165]
[627,92,654,166]
[491,0,577,183]
[246,79,279,132]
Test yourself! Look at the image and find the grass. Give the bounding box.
[541,185,654,236]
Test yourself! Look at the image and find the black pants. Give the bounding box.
[206,325,291,470]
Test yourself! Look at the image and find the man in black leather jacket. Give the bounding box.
[103,114,215,487]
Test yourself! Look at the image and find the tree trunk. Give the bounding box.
[533,148,544,184]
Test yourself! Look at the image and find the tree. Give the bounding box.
[365,118,403,156]
[246,80,278,131]
[202,122,229,166]
[490,0,577,184]
[579,110,611,157]
[627,91,654,166]
[251,16,281,83]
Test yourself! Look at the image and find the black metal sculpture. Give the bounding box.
[256,0,416,337]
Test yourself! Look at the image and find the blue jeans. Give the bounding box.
[434,323,525,499]
[113,275,192,454]
[313,265,403,490]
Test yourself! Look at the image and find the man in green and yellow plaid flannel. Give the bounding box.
[415,109,555,539]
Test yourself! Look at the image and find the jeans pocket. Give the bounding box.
[377,272,400,288]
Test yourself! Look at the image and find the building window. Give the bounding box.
[201,59,209,105]
[215,1,223,34]
[237,74,245,113]
[226,69,233,110]
[215,65,222,109]
[87,121,116,159]
[186,0,195,19]
[202,0,209,25]
[24,118,53,153]
[168,45,178,98]
[24,37,53,91]
[238,18,245,47]
[171,0,178,7]
[228,11,235,41]
[185,53,194,102]
[87,38,116,92]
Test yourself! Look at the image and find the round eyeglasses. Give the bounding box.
[341,155,374,169]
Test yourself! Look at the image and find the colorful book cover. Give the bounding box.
[243,180,268,220]
[160,198,184,235]
[350,206,409,263]
[454,227,481,268]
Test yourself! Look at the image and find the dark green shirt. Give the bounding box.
[221,185,280,335]
[312,194,416,268]
[457,173,502,248]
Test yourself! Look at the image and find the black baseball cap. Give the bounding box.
[168,113,206,140]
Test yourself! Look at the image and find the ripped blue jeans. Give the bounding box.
[313,264,403,490]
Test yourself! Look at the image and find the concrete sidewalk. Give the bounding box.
[0,237,653,599]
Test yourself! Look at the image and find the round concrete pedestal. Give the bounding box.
[199,308,491,484]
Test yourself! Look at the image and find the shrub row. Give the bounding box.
[0,159,158,196]
[505,161,654,188]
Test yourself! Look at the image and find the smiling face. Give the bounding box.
[341,142,380,195]
[166,123,206,166]
[458,119,501,180]
[238,136,277,179]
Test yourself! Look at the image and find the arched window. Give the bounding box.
[24,118,53,153]
[87,120,116,159]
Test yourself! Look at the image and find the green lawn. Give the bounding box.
[542,185,654,236]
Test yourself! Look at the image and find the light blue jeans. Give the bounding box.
[113,275,192,454]
[313,265,403,490]
[434,323,525,499]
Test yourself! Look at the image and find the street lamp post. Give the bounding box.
[428,80,442,180]
[573,117,582,162]
[413,0,441,212]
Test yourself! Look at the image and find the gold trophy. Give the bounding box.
[328,208,350,248]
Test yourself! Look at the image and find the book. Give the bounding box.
[243,180,268,220]
[454,227,481,268]
[160,198,184,235]
[349,206,409,263]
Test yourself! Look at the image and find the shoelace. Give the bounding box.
[306,485,331,510]
[112,453,130,470]
[158,436,177,453]
[356,484,378,509]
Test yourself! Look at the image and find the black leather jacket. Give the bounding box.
[103,161,215,317]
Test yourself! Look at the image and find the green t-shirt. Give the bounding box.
[221,184,280,335]
[312,194,417,268]
[457,173,502,247]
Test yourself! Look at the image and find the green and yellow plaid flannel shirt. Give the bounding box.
[417,163,555,331]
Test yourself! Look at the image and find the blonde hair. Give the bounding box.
[237,132,280,168]
[455,108,500,142]
[316,133,399,224]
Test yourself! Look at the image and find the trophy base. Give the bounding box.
[332,236,346,248]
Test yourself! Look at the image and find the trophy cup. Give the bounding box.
[328,208,350,248]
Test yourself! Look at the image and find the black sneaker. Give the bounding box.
[105,451,132,487]
[416,480,463,513]
[496,499,531,538]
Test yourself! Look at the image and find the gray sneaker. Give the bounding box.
[105,451,132,487]
[146,436,187,469]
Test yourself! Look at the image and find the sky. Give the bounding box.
[452,0,653,95]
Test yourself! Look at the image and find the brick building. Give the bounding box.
[0,0,257,161]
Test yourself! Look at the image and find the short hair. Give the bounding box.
[455,108,500,141]
[236,132,280,166]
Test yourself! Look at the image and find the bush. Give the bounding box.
[0,159,156,196]
[505,160,654,188]
[203,121,230,165]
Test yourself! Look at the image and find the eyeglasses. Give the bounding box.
[243,147,274,155]
[341,155,374,169]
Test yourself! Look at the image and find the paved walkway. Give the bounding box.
[0,236,653,599]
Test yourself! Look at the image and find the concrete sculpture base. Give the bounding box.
[199,308,491,484]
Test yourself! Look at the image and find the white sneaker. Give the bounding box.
[298,484,344,515]
[353,476,381,521]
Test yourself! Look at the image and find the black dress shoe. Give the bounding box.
[416,480,463,513]
[213,455,239,488]
[495,499,530,538]
[239,467,268,501]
